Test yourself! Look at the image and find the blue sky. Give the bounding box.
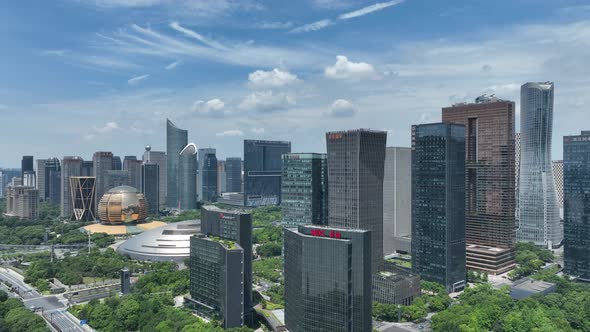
[1,0,589,167]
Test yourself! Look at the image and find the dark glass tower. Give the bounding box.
[111,156,122,171]
[326,129,386,273]
[225,157,242,193]
[411,123,466,293]
[202,151,218,202]
[563,131,590,281]
[243,140,291,206]
[179,143,197,210]
[21,156,33,180]
[166,119,188,208]
[281,153,328,227]
[141,163,159,215]
[93,151,113,207]
[44,158,61,204]
[284,225,372,332]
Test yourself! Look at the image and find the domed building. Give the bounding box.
[98,185,148,224]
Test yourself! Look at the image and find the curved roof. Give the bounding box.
[117,220,201,262]
[166,118,187,131]
[180,143,198,155]
[107,185,140,194]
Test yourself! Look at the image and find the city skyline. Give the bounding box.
[1,1,589,167]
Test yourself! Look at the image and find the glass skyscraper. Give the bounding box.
[141,163,159,215]
[411,123,466,293]
[60,156,83,218]
[517,82,563,248]
[179,143,197,210]
[166,119,188,208]
[563,131,590,280]
[201,151,218,202]
[225,157,242,193]
[383,147,412,255]
[281,153,328,227]
[197,148,216,201]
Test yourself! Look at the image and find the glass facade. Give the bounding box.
[202,152,218,202]
[179,143,197,210]
[517,82,562,248]
[225,157,242,193]
[60,156,83,218]
[243,140,291,206]
[563,131,590,280]
[281,153,328,227]
[284,225,372,332]
[166,119,188,208]
[141,163,159,215]
[383,147,412,255]
[411,123,466,293]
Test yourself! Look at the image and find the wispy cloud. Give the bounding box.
[216,130,244,137]
[254,21,294,30]
[289,19,334,33]
[41,49,69,56]
[165,60,182,70]
[128,74,150,85]
[169,22,229,51]
[84,121,120,140]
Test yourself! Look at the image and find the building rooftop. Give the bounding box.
[510,278,556,299]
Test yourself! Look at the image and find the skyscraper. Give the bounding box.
[36,159,47,200]
[123,157,142,190]
[21,156,33,180]
[70,176,96,221]
[243,140,291,207]
[326,129,386,273]
[93,151,113,207]
[48,168,61,205]
[200,151,218,202]
[112,156,122,170]
[179,143,197,210]
[104,170,131,190]
[284,225,372,332]
[383,147,412,255]
[225,157,242,193]
[198,148,216,201]
[61,156,83,218]
[143,146,166,208]
[217,160,226,194]
[166,119,188,208]
[517,82,562,248]
[5,184,39,219]
[281,153,328,227]
[553,160,564,211]
[44,158,61,204]
[442,96,516,274]
[411,123,466,293]
[515,132,521,221]
[563,131,590,281]
[81,161,93,176]
[141,163,159,215]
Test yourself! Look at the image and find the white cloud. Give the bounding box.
[92,0,163,7]
[289,19,334,33]
[251,127,265,134]
[85,121,120,140]
[238,90,296,112]
[248,68,300,88]
[325,99,356,117]
[254,22,294,30]
[169,22,229,51]
[311,0,356,9]
[165,60,182,70]
[216,130,244,137]
[338,0,405,20]
[325,55,377,80]
[41,49,69,56]
[190,98,226,117]
[128,74,150,85]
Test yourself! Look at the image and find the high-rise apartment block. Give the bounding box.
[326,129,386,273]
[284,225,372,332]
[281,153,328,227]
[225,157,242,193]
[143,146,166,208]
[243,140,291,207]
[166,119,188,208]
[442,96,517,274]
[563,131,590,281]
[61,156,83,218]
[411,123,466,293]
[187,206,252,328]
[383,147,412,255]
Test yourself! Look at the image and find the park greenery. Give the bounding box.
[253,256,282,284]
[0,290,49,332]
[251,206,281,227]
[162,209,200,223]
[373,281,451,322]
[508,242,554,280]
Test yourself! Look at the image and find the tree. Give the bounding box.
[403,297,427,321]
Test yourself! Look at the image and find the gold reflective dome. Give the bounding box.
[98,185,148,224]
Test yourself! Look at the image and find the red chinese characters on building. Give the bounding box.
[310,229,342,239]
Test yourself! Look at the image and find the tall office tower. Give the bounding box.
[166,119,188,208]
[141,163,159,215]
[81,161,93,176]
[69,176,96,221]
[112,156,122,170]
[5,184,39,219]
[284,225,372,332]
[104,170,131,190]
[281,153,328,227]
[517,82,562,248]
[179,143,197,210]
[123,157,142,190]
[563,131,590,281]
[217,160,226,194]
[60,157,83,218]
[93,151,114,207]
[442,96,517,274]
[188,206,253,328]
[515,133,521,221]
[201,151,218,202]
[197,148,216,200]
[411,123,466,293]
[383,147,412,255]
[143,146,167,208]
[44,158,61,204]
[225,157,242,193]
[244,140,291,207]
[0,169,20,198]
[21,156,33,180]
[326,129,386,273]
[552,160,564,211]
[36,159,47,200]
[22,171,36,187]
[0,172,4,198]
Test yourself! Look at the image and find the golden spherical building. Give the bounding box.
[98,186,148,224]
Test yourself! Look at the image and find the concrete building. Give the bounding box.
[0,169,20,198]
[93,151,114,207]
[179,143,197,210]
[5,184,39,219]
[123,157,142,190]
[372,261,421,305]
[81,161,93,176]
[563,131,590,280]
[517,82,562,248]
[166,119,188,208]
[141,163,159,215]
[281,153,328,227]
[142,146,166,208]
[225,157,242,193]
[411,123,466,293]
[442,96,517,275]
[104,170,131,191]
[70,176,96,221]
[383,147,412,255]
[284,225,372,332]
[326,129,387,273]
[243,140,291,207]
[61,156,83,218]
[36,159,47,200]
